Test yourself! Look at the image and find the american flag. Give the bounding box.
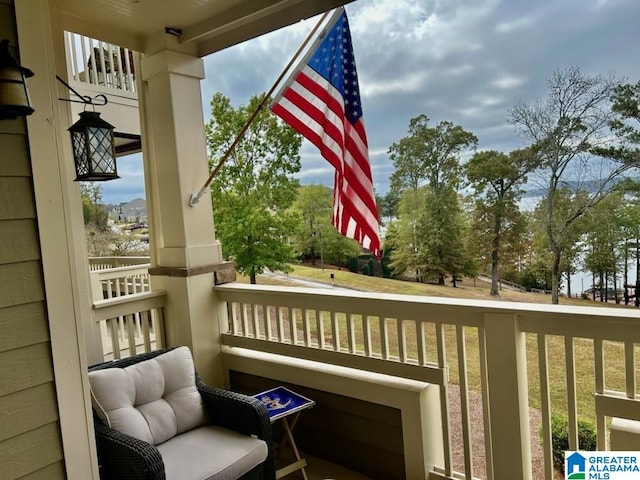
[271,8,381,257]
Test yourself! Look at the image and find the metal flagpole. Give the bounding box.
[188,8,335,207]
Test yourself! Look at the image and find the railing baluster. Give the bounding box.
[625,341,636,399]
[98,41,108,86]
[108,318,120,360]
[83,37,96,85]
[594,338,606,450]
[417,320,427,366]
[436,322,453,476]
[64,32,75,80]
[565,336,578,450]
[537,333,553,479]
[112,43,124,89]
[347,313,356,353]
[265,305,273,341]
[141,310,151,353]
[228,302,238,335]
[124,47,135,92]
[133,275,142,338]
[114,277,126,342]
[242,303,249,337]
[363,315,372,357]
[397,318,407,362]
[252,304,260,339]
[303,309,312,347]
[126,314,136,355]
[277,306,285,343]
[289,308,298,345]
[478,327,494,480]
[456,325,474,479]
[316,310,325,349]
[152,308,165,349]
[331,311,340,351]
[380,317,389,360]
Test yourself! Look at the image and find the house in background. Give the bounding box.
[120,197,147,224]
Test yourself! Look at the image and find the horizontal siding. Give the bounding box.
[0,219,40,265]
[0,3,65,480]
[0,383,59,442]
[0,422,63,479]
[0,133,30,176]
[0,302,49,353]
[17,461,66,480]
[0,261,45,309]
[0,177,35,220]
[0,343,54,397]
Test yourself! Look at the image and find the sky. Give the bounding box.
[102,0,640,205]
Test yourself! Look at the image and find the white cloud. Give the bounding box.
[361,71,430,97]
[110,0,640,204]
[491,74,526,90]
[494,16,536,33]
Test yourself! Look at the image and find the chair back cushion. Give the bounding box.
[89,347,207,445]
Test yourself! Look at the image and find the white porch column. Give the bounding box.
[139,47,228,386]
[15,0,99,477]
[483,313,532,479]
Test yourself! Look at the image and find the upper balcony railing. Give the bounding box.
[64,32,137,95]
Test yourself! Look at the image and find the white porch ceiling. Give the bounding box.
[59,0,355,57]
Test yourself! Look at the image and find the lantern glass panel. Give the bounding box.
[88,126,116,173]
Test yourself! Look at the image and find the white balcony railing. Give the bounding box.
[64,32,136,94]
[216,282,640,480]
[84,259,640,479]
[89,259,164,360]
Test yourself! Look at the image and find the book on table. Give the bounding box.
[253,386,315,421]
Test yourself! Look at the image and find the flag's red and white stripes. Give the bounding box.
[272,65,380,256]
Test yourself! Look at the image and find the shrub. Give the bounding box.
[545,414,596,472]
[348,256,359,273]
[367,258,375,277]
[362,264,370,276]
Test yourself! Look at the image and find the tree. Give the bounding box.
[532,188,588,297]
[80,183,108,229]
[290,185,360,267]
[388,189,427,280]
[205,92,302,283]
[609,80,640,151]
[389,115,478,197]
[583,194,624,302]
[509,66,639,304]
[465,148,538,295]
[379,190,400,223]
[388,115,478,285]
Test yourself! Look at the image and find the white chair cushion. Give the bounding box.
[89,347,208,445]
[156,425,268,480]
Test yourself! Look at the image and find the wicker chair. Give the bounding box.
[89,347,275,480]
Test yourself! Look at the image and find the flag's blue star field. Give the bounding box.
[308,12,363,123]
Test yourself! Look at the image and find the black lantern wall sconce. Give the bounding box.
[1,36,118,182]
[56,75,119,181]
[0,38,34,120]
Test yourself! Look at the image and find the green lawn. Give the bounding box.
[239,264,636,424]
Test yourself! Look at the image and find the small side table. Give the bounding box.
[253,386,315,479]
